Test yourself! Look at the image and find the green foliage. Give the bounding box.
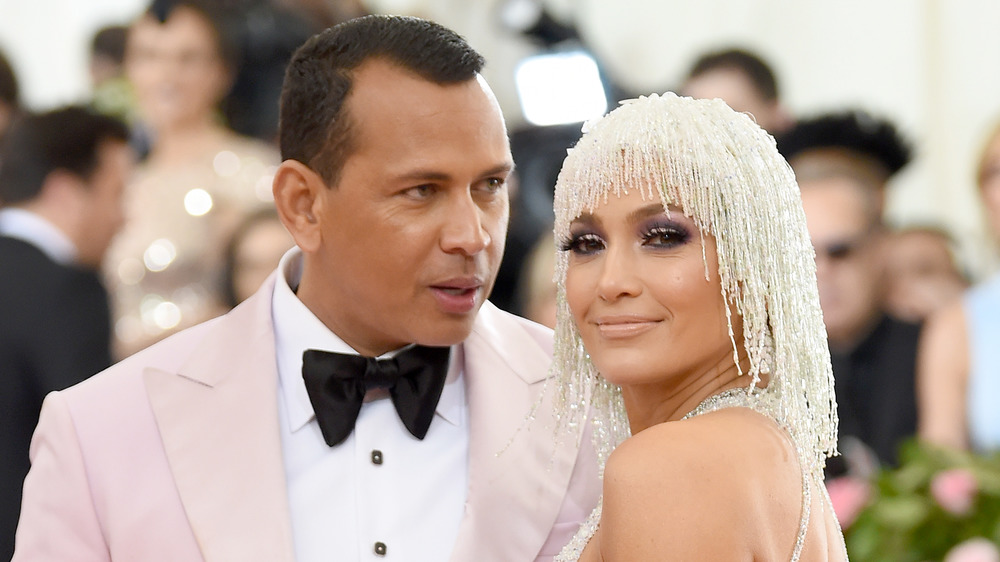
[844,440,1000,561]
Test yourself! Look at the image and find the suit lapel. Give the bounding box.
[144,277,296,562]
[450,303,585,561]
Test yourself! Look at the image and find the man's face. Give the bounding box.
[298,60,513,356]
[0,101,13,143]
[800,176,884,349]
[980,131,1000,239]
[77,139,133,268]
[681,68,785,135]
[883,230,966,321]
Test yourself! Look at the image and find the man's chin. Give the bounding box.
[414,316,479,349]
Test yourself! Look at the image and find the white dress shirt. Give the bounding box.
[271,249,470,562]
[0,208,77,265]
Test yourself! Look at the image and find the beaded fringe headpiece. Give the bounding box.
[551,92,839,481]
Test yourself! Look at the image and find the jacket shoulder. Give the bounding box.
[475,302,554,353]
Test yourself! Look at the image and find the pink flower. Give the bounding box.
[943,537,1000,562]
[825,476,872,529]
[931,468,978,516]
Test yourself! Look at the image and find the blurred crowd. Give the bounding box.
[2,0,1000,556]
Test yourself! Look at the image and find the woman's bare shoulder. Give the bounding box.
[598,408,801,559]
[607,407,797,482]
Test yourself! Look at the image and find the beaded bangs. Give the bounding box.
[552,92,838,479]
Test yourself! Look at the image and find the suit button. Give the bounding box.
[371,449,383,465]
[374,541,387,556]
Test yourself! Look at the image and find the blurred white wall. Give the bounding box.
[2,0,999,277]
[0,0,146,108]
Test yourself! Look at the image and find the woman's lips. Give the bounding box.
[594,317,660,339]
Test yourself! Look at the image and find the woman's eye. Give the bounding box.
[560,233,605,255]
[642,225,688,247]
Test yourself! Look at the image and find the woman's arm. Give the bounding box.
[916,301,970,450]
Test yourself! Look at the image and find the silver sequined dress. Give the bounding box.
[104,134,278,356]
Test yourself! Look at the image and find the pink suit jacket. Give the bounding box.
[14,275,600,561]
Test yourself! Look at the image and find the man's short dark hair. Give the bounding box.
[777,110,912,179]
[142,0,242,72]
[0,51,18,109]
[686,47,779,102]
[92,25,129,65]
[279,15,485,186]
[0,106,130,205]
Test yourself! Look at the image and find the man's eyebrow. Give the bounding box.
[391,162,515,183]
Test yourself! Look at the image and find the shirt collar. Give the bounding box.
[0,208,77,265]
[271,248,464,433]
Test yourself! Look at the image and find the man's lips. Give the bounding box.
[430,276,483,292]
[430,277,484,314]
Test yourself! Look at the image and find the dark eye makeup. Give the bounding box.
[560,216,692,256]
[559,231,604,255]
[641,220,690,248]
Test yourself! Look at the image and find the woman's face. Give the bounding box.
[233,217,295,303]
[564,188,737,389]
[980,130,1000,240]
[126,7,230,132]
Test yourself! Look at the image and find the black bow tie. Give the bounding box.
[301,345,451,447]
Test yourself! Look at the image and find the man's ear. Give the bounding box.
[272,159,326,253]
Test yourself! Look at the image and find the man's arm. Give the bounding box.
[13,392,111,561]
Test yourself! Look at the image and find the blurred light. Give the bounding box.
[184,188,213,216]
[255,168,276,201]
[152,301,182,330]
[117,257,146,285]
[143,238,177,272]
[213,150,241,177]
[516,50,608,126]
[500,0,542,32]
[138,294,182,331]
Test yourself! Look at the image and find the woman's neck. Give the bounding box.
[620,351,754,435]
[147,119,230,168]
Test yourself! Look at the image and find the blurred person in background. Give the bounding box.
[919,121,1000,452]
[680,47,793,137]
[90,26,128,87]
[282,0,368,28]
[89,25,139,128]
[786,111,919,476]
[780,110,909,211]
[516,231,557,329]
[219,0,319,143]
[105,0,279,358]
[0,106,132,560]
[884,225,968,323]
[0,50,20,153]
[220,207,294,308]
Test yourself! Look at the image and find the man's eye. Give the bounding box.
[405,185,434,198]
